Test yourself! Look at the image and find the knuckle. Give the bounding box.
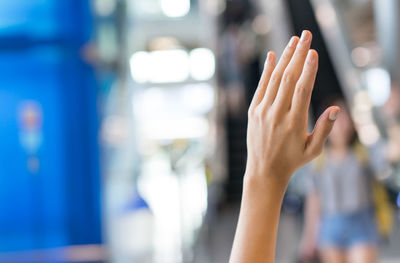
[249,106,263,120]
[269,113,280,129]
[296,83,309,96]
[282,52,291,61]
[249,106,258,119]
[257,80,264,89]
[297,44,308,52]
[254,106,266,118]
[270,73,280,85]
[282,72,293,86]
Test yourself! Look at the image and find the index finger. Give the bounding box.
[290,49,319,126]
[249,51,276,110]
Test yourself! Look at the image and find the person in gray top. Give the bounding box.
[299,99,389,263]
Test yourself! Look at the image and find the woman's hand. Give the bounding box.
[245,30,340,186]
[230,30,339,263]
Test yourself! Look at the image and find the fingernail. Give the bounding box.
[329,109,340,121]
[307,50,315,64]
[300,30,310,43]
[288,36,297,47]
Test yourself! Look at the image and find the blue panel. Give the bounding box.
[0,47,67,251]
[58,49,102,246]
[0,0,93,45]
[0,0,101,253]
[0,46,101,252]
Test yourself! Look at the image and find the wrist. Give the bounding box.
[243,167,290,196]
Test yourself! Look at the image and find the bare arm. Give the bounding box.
[229,30,340,263]
[300,191,320,260]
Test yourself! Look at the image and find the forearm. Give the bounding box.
[229,172,289,263]
[302,193,320,245]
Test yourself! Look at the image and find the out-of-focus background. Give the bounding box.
[1,0,400,262]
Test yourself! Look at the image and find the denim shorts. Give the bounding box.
[318,208,378,249]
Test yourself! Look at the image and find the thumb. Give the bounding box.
[306,106,340,158]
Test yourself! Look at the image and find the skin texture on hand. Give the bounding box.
[229,30,340,263]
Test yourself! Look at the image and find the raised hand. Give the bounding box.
[230,30,339,263]
[246,30,340,182]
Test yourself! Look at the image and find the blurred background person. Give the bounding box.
[299,98,395,263]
